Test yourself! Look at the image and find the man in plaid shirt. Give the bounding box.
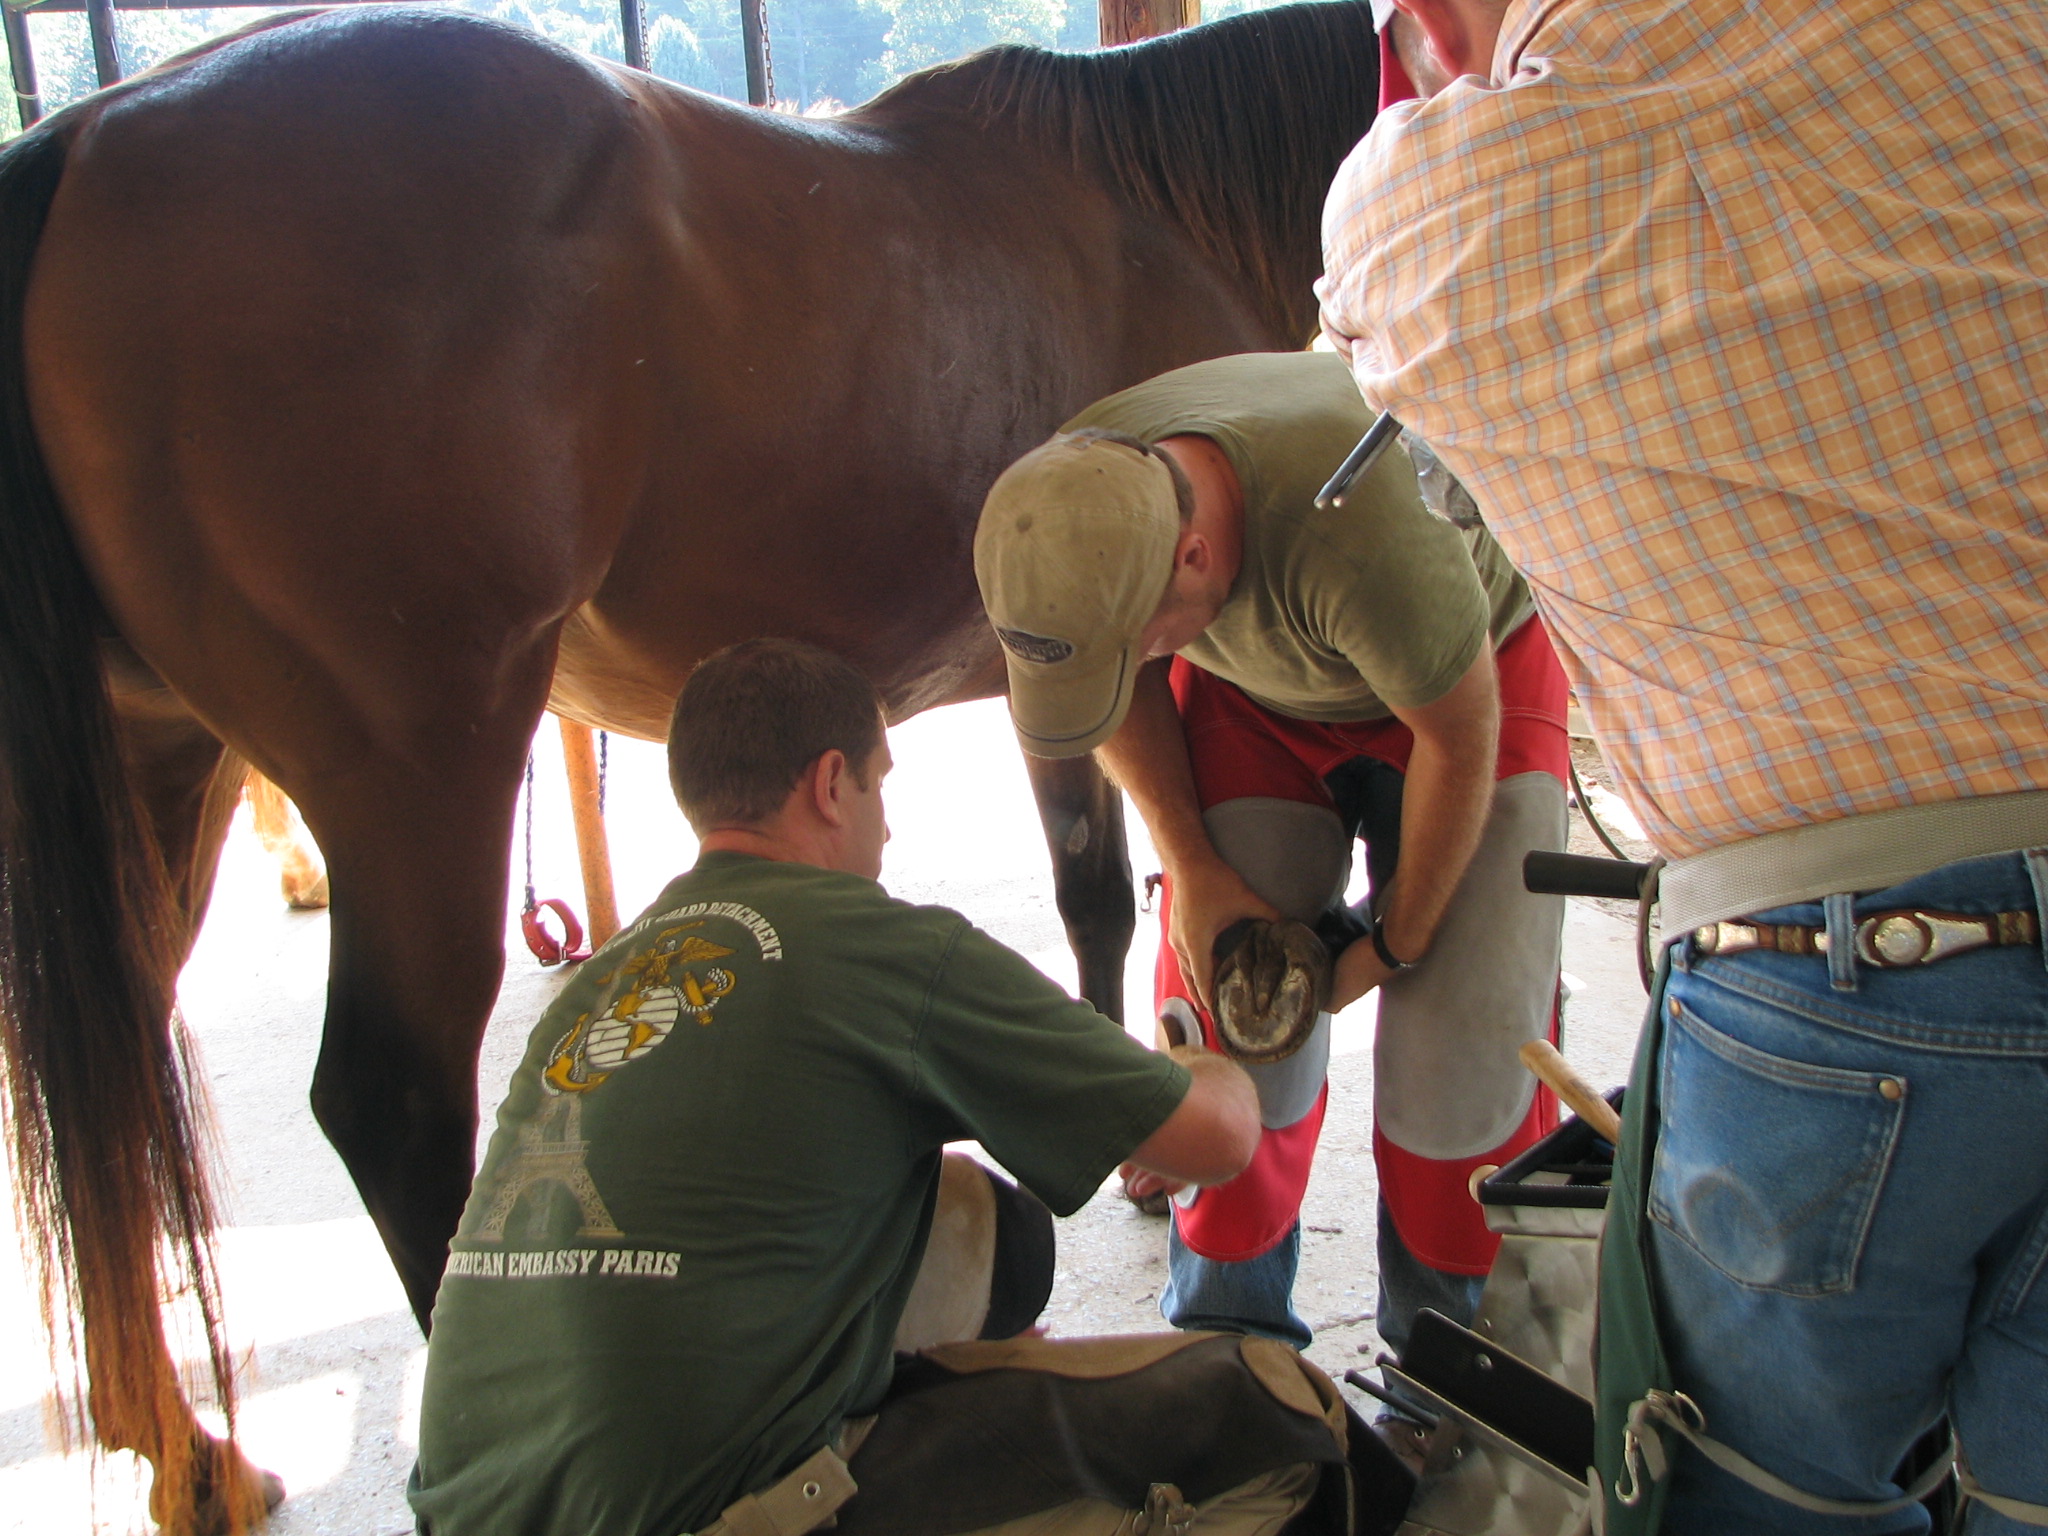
[1322,0,2048,1531]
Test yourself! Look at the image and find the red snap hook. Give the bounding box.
[521,897,589,966]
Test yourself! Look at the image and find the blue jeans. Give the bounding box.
[1162,1203,1484,1356]
[1650,850,2048,1535]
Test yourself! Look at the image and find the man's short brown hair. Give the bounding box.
[668,638,885,831]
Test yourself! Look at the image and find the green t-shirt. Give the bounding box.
[1064,351,1535,721]
[410,852,1187,1536]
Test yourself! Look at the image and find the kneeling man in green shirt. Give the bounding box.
[410,638,1386,1536]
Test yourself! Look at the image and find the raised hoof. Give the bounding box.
[1120,1176,1172,1217]
[1211,918,1329,1063]
[148,1437,286,1536]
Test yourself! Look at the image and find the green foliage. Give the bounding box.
[864,0,1068,88]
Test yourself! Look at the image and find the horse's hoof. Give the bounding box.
[1121,1176,1171,1217]
[282,869,330,909]
[1211,918,1329,1063]
[148,1437,285,1535]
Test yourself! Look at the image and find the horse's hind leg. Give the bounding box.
[1024,752,1135,1023]
[101,659,284,1530]
[246,770,328,910]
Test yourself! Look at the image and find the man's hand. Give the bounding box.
[1167,856,1280,1015]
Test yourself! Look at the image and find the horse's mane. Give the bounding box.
[867,2,1379,339]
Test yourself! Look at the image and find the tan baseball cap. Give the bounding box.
[974,434,1181,758]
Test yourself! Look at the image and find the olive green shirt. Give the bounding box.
[1065,351,1534,721]
[410,852,1187,1536]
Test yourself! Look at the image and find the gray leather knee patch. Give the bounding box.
[1200,798,1350,925]
[1244,1012,1330,1128]
[1375,771,1568,1160]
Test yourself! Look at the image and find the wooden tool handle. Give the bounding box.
[1520,1039,1623,1144]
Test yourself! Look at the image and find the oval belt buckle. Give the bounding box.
[1860,912,1933,967]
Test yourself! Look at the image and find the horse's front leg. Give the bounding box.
[1023,751,1135,1023]
[294,719,540,1327]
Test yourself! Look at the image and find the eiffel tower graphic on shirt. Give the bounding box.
[472,1090,624,1242]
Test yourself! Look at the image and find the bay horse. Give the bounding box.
[0,3,1379,1527]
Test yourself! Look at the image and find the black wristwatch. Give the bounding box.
[1369,912,1417,972]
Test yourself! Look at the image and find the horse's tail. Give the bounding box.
[0,125,254,1524]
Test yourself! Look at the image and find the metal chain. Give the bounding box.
[522,752,539,911]
[760,0,776,106]
[597,730,608,816]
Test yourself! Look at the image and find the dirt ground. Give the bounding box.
[0,700,1651,1535]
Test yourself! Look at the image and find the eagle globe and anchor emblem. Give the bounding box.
[474,922,740,1243]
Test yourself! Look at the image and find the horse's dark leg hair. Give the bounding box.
[1024,751,1135,1024]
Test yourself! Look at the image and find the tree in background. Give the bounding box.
[862,0,1072,91]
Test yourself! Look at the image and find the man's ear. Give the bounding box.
[809,748,851,828]
[1391,0,1474,82]
[1175,529,1212,578]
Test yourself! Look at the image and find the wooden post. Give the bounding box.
[739,0,771,106]
[1099,0,1196,47]
[83,0,120,85]
[619,0,647,70]
[4,5,43,128]
[557,718,621,948]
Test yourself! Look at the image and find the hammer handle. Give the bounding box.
[1520,1040,1623,1144]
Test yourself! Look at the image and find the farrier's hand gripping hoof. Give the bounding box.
[1210,918,1329,1063]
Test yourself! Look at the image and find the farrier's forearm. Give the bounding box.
[1378,646,1500,960]
[1094,661,1221,877]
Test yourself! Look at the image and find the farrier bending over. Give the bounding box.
[974,351,1570,1361]
[409,638,1388,1536]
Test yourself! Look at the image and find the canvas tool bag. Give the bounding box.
[821,1331,1410,1536]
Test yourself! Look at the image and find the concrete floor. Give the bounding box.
[0,699,1650,1534]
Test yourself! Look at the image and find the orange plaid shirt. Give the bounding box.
[1319,0,2048,858]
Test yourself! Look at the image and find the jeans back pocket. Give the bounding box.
[1649,997,1907,1296]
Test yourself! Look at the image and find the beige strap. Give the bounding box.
[1659,790,2048,935]
[695,1445,858,1536]
[1959,1450,2048,1527]
[919,1330,1219,1380]
[1615,1392,1953,1517]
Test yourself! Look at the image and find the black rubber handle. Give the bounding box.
[1314,410,1402,507]
[1523,850,1653,900]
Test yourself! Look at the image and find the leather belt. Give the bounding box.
[1692,908,2039,968]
